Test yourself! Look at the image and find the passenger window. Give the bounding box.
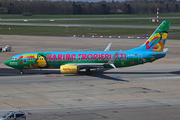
[15,114,24,118]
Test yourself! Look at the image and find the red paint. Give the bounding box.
[18,56,23,60]
[46,75,62,77]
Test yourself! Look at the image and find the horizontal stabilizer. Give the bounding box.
[152,48,168,56]
[163,48,168,52]
[151,52,166,56]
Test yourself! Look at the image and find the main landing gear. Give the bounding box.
[86,67,91,75]
[20,70,24,75]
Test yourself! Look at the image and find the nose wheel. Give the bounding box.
[20,71,24,75]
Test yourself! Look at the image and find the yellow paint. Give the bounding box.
[151,57,155,60]
[162,33,167,39]
[36,56,47,67]
[60,65,77,74]
[30,64,34,68]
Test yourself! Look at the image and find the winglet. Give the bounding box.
[110,64,116,69]
[106,52,118,69]
[104,43,112,51]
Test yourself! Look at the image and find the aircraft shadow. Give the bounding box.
[0,68,180,82]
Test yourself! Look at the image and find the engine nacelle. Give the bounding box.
[60,65,78,74]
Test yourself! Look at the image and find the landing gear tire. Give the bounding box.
[86,68,91,75]
[20,71,24,75]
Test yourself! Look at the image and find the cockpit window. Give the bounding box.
[11,57,17,60]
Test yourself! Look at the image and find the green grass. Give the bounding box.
[0,25,180,37]
[0,25,180,40]
[0,13,179,39]
[0,25,155,36]
[168,36,180,40]
[0,13,180,19]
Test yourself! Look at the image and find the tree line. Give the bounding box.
[0,0,179,15]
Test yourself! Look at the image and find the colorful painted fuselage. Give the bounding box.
[4,50,165,70]
[4,20,171,72]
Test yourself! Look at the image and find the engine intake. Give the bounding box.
[60,65,78,74]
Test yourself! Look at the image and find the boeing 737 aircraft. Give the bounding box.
[4,20,171,74]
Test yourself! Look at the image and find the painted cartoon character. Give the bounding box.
[36,55,49,68]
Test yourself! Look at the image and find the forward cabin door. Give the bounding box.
[138,53,142,63]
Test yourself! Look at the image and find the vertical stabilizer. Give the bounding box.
[131,20,171,52]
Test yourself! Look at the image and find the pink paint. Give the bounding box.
[63,54,65,60]
[116,53,126,60]
[124,54,126,60]
[58,54,63,61]
[101,54,104,60]
[46,53,126,62]
[82,54,87,61]
[105,54,110,60]
[47,54,52,61]
[78,54,82,61]
[66,54,70,61]
[87,54,93,61]
[71,54,76,61]
[93,54,98,61]
[98,54,101,60]
[53,54,57,61]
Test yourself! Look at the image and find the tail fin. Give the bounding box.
[132,20,171,52]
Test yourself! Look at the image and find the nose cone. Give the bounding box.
[4,59,10,66]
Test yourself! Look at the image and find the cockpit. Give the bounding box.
[11,57,17,60]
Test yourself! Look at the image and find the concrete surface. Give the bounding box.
[0,35,180,120]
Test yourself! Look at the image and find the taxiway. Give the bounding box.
[0,35,180,120]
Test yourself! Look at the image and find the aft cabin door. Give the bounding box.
[138,53,142,62]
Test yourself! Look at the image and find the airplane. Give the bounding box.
[4,20,171,75]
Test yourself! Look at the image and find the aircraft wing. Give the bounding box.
[66,63,104,68]
[104,43,111,51]
[66,52,118,69]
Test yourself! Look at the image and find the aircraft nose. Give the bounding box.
[4,59,10,66]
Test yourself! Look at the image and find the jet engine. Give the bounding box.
[60,65,78,74]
